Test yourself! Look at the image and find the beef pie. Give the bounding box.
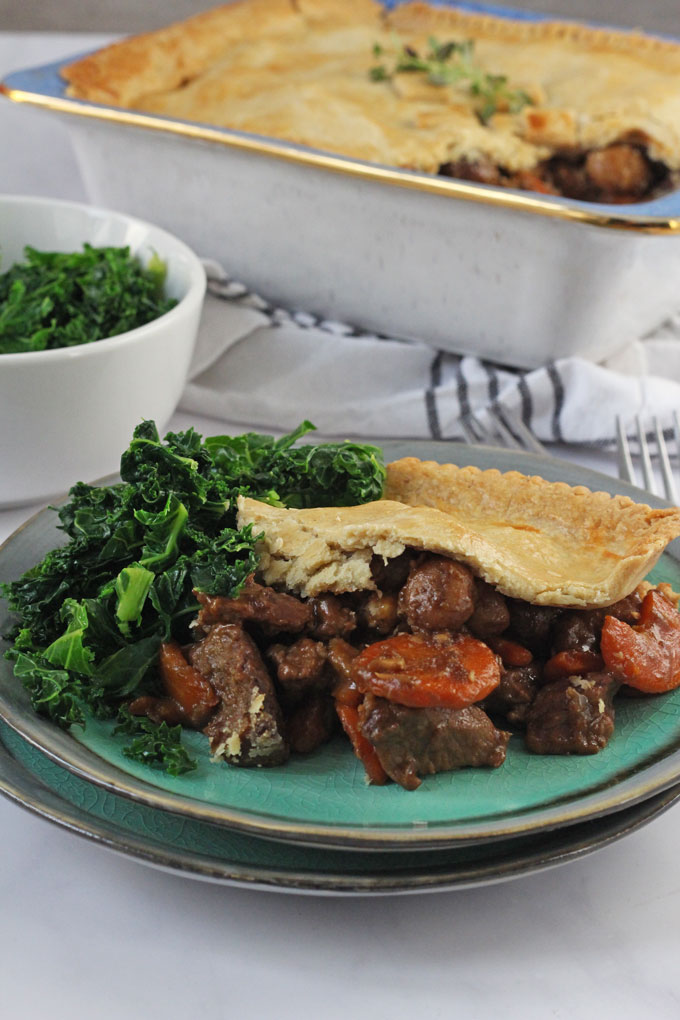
[62,0,680,203]
[206,465,680,788]
[132,459,680,789]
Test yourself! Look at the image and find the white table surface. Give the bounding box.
[2,31,680,1020]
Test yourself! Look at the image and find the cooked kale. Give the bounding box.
[114,707,198,776]
[1,420,385,769]
[0,244,176,354]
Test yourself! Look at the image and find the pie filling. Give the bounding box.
[440,143,675,204]
[129,551,680,791]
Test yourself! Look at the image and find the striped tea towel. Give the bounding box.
[179,261,680,446]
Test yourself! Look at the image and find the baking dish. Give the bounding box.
[3,0,680,370]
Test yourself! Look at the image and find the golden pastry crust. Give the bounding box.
[384,457,680,606]
[61,0,303,107]
[236,459,680,607]
[237,495,422,597]
[61,0,680,178]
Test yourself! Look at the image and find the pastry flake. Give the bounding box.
[61,0,680,203]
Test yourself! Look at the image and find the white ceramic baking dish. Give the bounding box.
[3,1,680,370]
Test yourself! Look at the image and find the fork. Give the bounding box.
[460,404,547,455]
[616,413,680,503]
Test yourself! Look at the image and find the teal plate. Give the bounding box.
[2,441,680,851]
[2,719,679,894]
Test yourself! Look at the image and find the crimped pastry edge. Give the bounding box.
[383,457,680,606]
[387,2,680,67]
[62,0,680,104]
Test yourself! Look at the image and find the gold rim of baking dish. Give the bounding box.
[5,84,680,236]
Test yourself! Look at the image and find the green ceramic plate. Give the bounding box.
[2,719,679,895]
[2,441,680,850]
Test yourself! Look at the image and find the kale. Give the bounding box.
[0,244,176,354]
[114,706,197,776]
[2,420,385,770]
[203,420,386,507]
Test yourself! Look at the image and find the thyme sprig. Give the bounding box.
[370,37,532,123]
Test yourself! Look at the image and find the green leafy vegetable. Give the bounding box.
[203,420,386,508]
[2,420,385,770]
[114,564,156,636]
[0,243,176,354]
[114,707,197,776]
[370,37,532,122]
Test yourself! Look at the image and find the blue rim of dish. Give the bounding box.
[2,0,679,233]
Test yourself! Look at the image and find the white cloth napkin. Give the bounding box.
[179,261,680,444]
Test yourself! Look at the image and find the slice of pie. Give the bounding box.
[236,460,680,608]
[226,462,680,786]
[61,0,680,203]
[130,459,680,788]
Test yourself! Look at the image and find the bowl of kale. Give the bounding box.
[0,194,206,507]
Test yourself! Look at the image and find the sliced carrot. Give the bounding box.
[351,632,501,709]
[158,640,219,728]
[335,703,388,785]
[543,649,604,683]
[601,589,680,694]
[488,636,533,668]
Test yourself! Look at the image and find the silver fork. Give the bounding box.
[616,413,680,503]
[460,404,547,455]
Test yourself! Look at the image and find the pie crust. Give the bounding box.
[61,0,680,199]
[236,459,680,607]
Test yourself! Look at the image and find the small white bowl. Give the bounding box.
[0,195,206,508]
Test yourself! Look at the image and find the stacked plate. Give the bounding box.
[2,443,680,895]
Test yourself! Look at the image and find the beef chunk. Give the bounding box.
[325,636,362,707]
[358,693,510,790]
[549,144,669,203]
[439,157,503,186]
[525,671,619,756]
[370,550,413,593]
[609,591,645,622]
[467,579,510,640]
[584,144,653,199]
[286,693,337,754]
[483,663,543,728]
[507,600,562,657]
[194,578,311,635]
[398,555,476,633]
[189,623,288,766]
[308,594,356,638]
[546,158,590,200]
[267,637,328,703]
[551,609,604,654]
[357,590,399,636]
[551,591,643,654]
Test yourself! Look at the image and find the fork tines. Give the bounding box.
[461,405,547,455]
[616,413,680,503]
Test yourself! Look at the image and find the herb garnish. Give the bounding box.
[370,37,532,123]
[2,420,386,772]
[0,244,176,354]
